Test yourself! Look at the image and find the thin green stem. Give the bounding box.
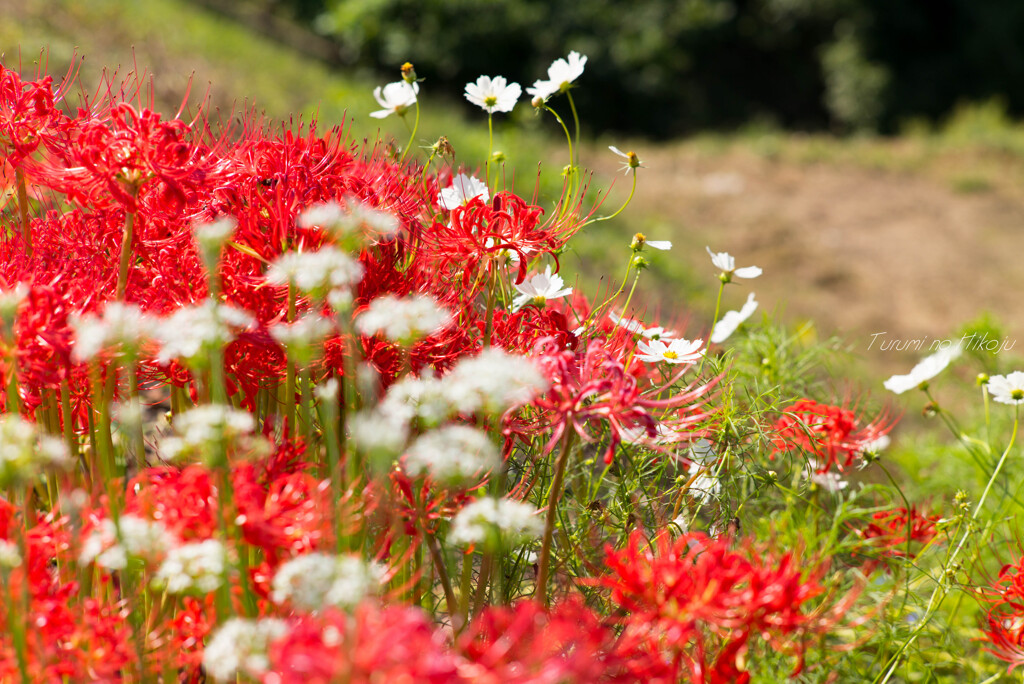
[116,210,136,301]
[581,170,637,227]
[399,101,420,164]
[536,430,574,604]
[15,169,32,259]
[485,113,494,186]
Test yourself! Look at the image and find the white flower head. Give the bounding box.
[153,539,226,595]
[512,265,573,310]
[609,146,643,175]
[449,497,543,551]
[0,539,21,569]
[265,247,364,299]
[270,313,335,367]
[710,292,759,344]
[79,515,178,570]
[404,425,499,485]
[202,618,289,682]
[706,246,762,280]
[370,81,418,119]
[271,553,385,612]
[193,217,237,266]
[355,294,452,345]
[686,462,721,504]
[883,343,962,394]
[988,371,1024,405]
[169,404,256,465]
[808,468,849,493]
[154,301,255,368]
[0,416,71,488]
[442,348,549,415]
[299,198,400,242]
[350,408,410,463]
[438,173,489,211]
[379,371,454,427]
[71,302,155,363]
[527,50,587,101]
[465,75,522,114]
[635,337,704,365]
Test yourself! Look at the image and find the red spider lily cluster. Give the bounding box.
[0,57,950,682]
[981,553,1024,670]
[770,398,895,473]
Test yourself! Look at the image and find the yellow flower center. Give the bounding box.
[1012,389,1024,400]
[485,96,498,107]
[663,350,678,360]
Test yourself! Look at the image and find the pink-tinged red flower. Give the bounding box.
[124,465,218,540]
[856,506,940,565]
[524,337,716,463]
[979,553,1024,671]
[0,63,72,165]
[770,398,895,473]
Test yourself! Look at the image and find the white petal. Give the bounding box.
[733,266,762,279]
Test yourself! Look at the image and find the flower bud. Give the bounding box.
[630,232,646,252]
[401,62,417,83]
[532,96,545,109]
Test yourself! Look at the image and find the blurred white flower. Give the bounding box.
[883,344,962,394]
[154,301,254,368]
[271,553,385,612]
[0,416,71,488]
[370,81,418,119]
[299,198,400,241]
[265,247,364,299]
[449,498,543,550]
[443,347,549,415]
[404,425,499,484]
[512,265,573,309]
[0,539,21,569]
[465,75,522,114]
[355,294,452,345]
[635,337,704,365]
[686,462,720,504]
[153,539,226,595]
[988,371,1024,405]
[270,313,335,366]
[79,515,178,570]
[706,246,762,280]
[71,302,155,362]
[438,173,489,211]
[202,618,289,682]
[710,292,759,344]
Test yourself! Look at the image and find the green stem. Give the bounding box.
[536,431,574,604]
[116,210,136,301]
[399,101,420,165]
[485,113,494,187]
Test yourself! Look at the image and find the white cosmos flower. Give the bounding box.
[438,173,489,211]
[883,344,962,394]
[609,146,642,175]
[465,75,521,114]
[608,310,676,340]
[635,337,704,365]
[370,81,418,119]
[988,371,1024,405]
[527,51,587,101]
[512,265,573,310]
[686,462,720,504]
[706,246,762,280]
[710,292,759,344]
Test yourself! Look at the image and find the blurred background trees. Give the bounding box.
[232,0,1024,136]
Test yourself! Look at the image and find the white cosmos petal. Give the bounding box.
[883,344,962,394]
[710,293,758,344]
[646,240,672,251]
[733,266,762,279]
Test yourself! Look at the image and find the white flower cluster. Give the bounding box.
[442,347,550,415]
[298,198,400,241]
[355,294,452,345]
[270,313,335,366]
[0,539,22,569]
[78,514,178,570]
[0,415,70,488]
[202,618,289,682]
[71,302,155,362]
[449,497,543,550]
[153,539,226,595]
[270,553,385,612]
[404,425,499,485]
[193,217,237,267]
[265,247,365,299]
[154,300,255,367]
[161,404,258,465]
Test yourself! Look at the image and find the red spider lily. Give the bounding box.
[234,469,333,563]
[124,465,218,540]
[422,192,575,289]
[525,337,716,463]
[856,506,940,566]
[0,62,73,165]
[979,553,1024,670]
[598,529,858,681]
[770,398,895,473]
[267,603,463,683]
[457,597,628,683]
